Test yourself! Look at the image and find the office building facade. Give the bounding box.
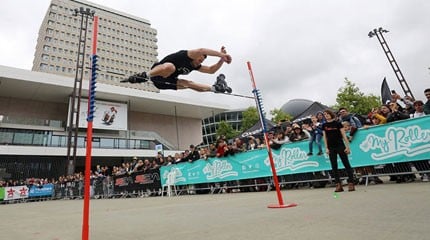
[32,0,159,92]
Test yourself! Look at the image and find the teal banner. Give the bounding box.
[161,116,430,185]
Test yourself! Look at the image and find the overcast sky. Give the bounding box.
[1,0,429,113]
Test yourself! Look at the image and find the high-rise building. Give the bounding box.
[32,0,159,92]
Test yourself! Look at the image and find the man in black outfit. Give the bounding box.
[122,46,232,93]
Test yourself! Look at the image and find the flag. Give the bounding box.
[381,77,391,104]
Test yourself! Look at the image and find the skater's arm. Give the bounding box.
[188,47,230,60]
[188,47,232,74]
[198,58,226,74]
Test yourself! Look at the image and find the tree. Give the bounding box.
[240,107,259,132]
[334,78,381,115]
[216,121,239,140]
[270,108,293,124]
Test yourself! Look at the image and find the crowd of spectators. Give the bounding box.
[135,87,429,186]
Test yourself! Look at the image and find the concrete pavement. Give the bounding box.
[1,181,429,240]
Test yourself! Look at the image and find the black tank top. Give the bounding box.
[158,50,201,78]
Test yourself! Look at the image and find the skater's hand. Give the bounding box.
[220,46,232,64]
[221,46,227,54]
[222,55,232,64]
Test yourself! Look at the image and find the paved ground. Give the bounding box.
[1,181,429,240]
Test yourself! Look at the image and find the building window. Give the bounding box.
[39,63,48,70]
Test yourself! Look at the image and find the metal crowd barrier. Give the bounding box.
[184,159,430,193]
[1,159,429,204]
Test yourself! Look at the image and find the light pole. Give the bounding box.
[368,27,415,99]
[66,7,95,176]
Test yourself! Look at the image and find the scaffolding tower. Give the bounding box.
[368,27,415,99]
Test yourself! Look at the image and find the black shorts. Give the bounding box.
[150,75,177,90]
[150,63,178,90]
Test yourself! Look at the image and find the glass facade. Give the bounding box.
[0,128,154,150]
[201,110,244,146]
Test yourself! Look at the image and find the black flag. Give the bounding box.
[381,77,391,104]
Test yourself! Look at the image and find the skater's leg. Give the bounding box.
[121,63,175,83]
[149,63,175,78]
[177,79,212,92]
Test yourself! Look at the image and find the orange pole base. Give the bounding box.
[267,203,298,209]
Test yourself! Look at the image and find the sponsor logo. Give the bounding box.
[203,160,238,180]
[360,125,430,160]
[269,147,319,171]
